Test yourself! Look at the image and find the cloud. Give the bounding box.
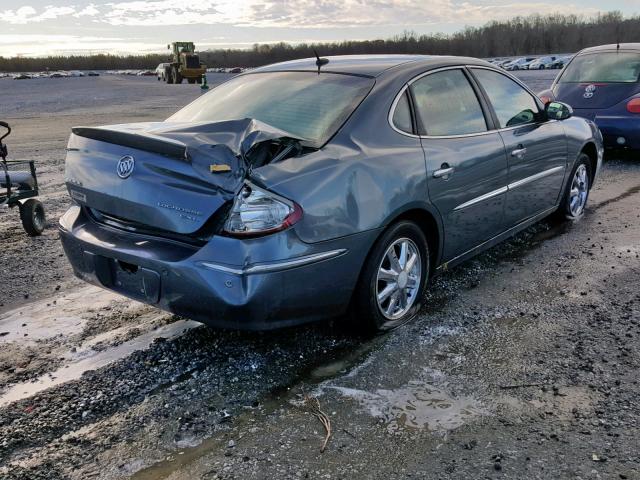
[0,5,76,24]
[74,5,100,17]
[0,0,602,28]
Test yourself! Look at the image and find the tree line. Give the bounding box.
[1,11,639,72]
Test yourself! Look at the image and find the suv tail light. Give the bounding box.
[223,183,302,238]
[627,98,640,113]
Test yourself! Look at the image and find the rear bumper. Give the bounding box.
[573,110,640,149]
[59,206,376,330]
[593,115,640,149]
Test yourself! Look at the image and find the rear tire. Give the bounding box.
[558,153,592,221]
[19,199,45,236]
[351,221,429,333]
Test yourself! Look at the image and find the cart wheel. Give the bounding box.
[19,199,46,236]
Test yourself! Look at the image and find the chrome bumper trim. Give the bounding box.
[200,249,347,275]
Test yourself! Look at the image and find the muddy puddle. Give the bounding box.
[0,286,121,344]
[0,319,200,407]
[0,285,202,407]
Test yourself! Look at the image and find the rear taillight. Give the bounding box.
[223,183,302,238]
[626,98,640,113]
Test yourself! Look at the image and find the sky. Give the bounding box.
[0,0,638,57]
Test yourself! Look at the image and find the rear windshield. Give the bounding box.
[168,72,374,147]
[559,52,640,83]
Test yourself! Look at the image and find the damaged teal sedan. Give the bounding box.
[59,55,603,332]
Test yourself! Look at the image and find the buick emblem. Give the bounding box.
[583,84,596,99]
[116,155,135,179]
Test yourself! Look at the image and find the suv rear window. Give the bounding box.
[168,72,374,148]
[559,52,640,83]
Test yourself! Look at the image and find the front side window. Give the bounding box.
[168,72,374,147]
[558,52,640,84]
[472,68,540,128]
[410,69,487,136]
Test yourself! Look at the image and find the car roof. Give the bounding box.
[578,43,640,54]
[251,54,493,77]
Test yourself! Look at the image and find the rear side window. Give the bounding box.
[392,90,413,134]
[410,69,487,136]
[472,68,540,128]
[559,52,640,83]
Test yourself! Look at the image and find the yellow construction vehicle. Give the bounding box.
[164,42,206,84]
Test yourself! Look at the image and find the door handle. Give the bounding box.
[511,146,527,159]
[433,165,455,179]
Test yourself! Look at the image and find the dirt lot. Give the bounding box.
[0,70,639,480]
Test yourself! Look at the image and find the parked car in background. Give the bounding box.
[155,63,170,81]
[60,55,602,332]
[539,43,640,150]
[550,55,573,69]
[504,57,536,70]
[528,56,557,70]
[494,59,513,69]
[87,71,100,77]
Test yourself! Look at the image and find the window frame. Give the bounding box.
[388,65,549,139]
[389,88,418,135]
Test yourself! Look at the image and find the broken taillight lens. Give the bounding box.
[223,183,302,237]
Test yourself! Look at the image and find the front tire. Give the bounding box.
[352,221,429,333]
[19,199,46,236]
[173,67,183,84]
[559,154,592,221]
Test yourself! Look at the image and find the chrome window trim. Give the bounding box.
[453,166,566,211]
[468,65,545,108]
[388,64,555,140]
[200,248,347,276]
[388,84,419,138]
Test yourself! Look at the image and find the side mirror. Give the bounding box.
[546,101,572,121]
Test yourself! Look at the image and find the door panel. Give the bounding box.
[499,122,567,225]
[470,67,567,225]
[422,135,508,261]
[410,68,509,261]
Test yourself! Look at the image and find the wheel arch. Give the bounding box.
[379,204,444,277]
[579,141,598,183]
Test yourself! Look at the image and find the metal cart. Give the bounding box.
[0,121,46,235]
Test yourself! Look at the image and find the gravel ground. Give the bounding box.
[0,69,639,480]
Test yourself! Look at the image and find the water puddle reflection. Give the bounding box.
[332,380,486,433]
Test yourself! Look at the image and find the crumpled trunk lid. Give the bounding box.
[64,118,302,235]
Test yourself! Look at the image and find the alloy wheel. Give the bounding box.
[376,237,422,320]
[569,164,589,217]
